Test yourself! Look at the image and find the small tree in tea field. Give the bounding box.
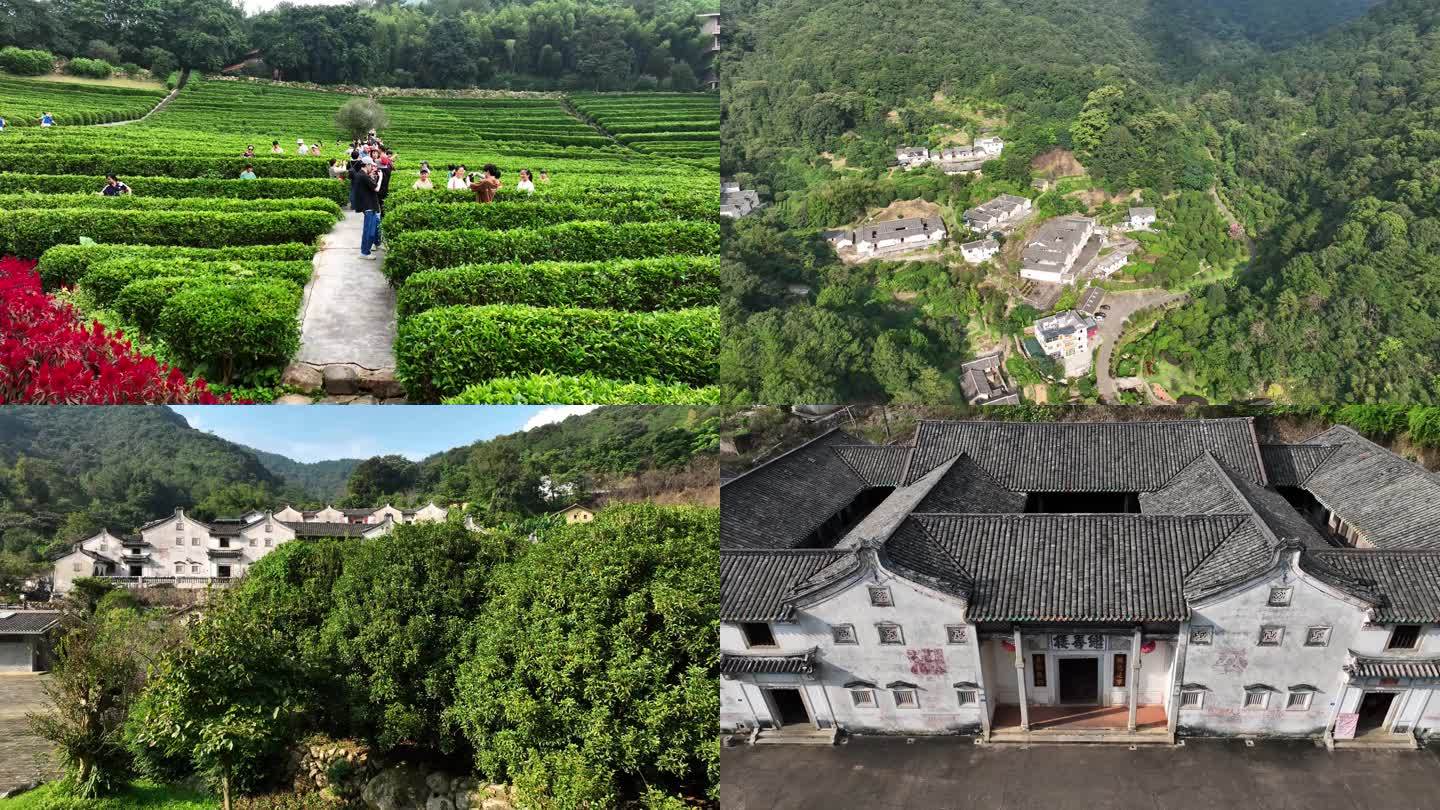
[334,97,389,139]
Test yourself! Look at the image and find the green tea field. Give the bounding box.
[0,77,719,403]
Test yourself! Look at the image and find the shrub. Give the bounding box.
[0,152,330,179]
[0,209,336,258]
[0,256,231,403]
[36,242,314,290]
[66,57,115,79]
[90,258,312,308]
[0,193,341,215]
[154,281,303,382]
[0,46,55,75]
[384,220,720,285]
[395,255,718,318]
[334,97,389,139]
[395,305,719,400]
[142,46,177,75]
[0,173,349,204]
[84,39,122,63]
[382,199,716,240]
[442,373,719,404]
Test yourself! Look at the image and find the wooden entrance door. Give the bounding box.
[1058,657,1100,704]
[768,688,811,727]
[1356,692,1397,733]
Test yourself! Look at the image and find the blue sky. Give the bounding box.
[168,405,599,463]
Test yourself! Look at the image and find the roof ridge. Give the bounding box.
[908,514,975,589]
[1180,514,1275,592]
[720,426,860,488]
[719,548,853,557]
[1203,452,1280,545]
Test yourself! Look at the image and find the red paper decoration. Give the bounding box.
[1141,640,1157,654]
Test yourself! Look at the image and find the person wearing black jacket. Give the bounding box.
[351,162,382,259]
[374,153,394,247]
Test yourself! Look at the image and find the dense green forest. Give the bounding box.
[721,0,1438,405]
[0,0,715,90]
[0,406,719,569]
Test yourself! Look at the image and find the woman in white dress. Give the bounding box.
[516,169,536,195]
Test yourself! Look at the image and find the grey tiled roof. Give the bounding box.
[721,429,873,550]
[720,550,853,621]
[0,610,61,634]
[898,514,1256,621]
[280,521,371,538]
[1345,654,1440,679]
[1260,444,1336,487]
[913,454,1026,514]
[1301,426,1440,549]
[833,445,911,487]
[906,419,1265,490]
[719,648,818,675]
[1141,453,1324,547]
[1310,551,1440,622]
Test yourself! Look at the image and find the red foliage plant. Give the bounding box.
[0,256,235,404]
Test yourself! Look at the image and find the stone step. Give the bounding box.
[753,728,837,746]
[987,729,1172,745]
[1332,737,1417,750]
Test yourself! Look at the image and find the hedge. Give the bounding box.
[154,280,304,382]
[382,198,716,240]
[0,173,349,203]
[0,47,54,75]
[383,220,720,285]
[442,373,719,405]
[86,258,314,308]
[35,243,315,290]
[65,57,113,78]
[0,209,336,258]
[0,193,341,216]
[395,255,718,318]
[0,153,331,179]
[395,305,719,401]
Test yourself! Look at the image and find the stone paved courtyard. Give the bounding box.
[721,736,1440,809]
[0,673,58,794]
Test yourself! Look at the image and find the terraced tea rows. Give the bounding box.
[0,76,167,125]
[3,76,719,403]
[570,93,720,166]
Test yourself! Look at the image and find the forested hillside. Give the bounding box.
[721,0,1436,405]
[243,446,362,501]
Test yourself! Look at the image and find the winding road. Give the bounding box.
[1095,289,1187,402]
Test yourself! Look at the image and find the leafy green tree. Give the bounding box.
[334,97,391,139]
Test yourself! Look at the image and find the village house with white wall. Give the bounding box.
[1032,309,1098,377]
[896,137,1003,173]
[720,420,1440,748]
[1129,206,1157,230]
[1019,215,1097,285]
[960,237,999,264]
[721,181,762,219]
[963,194,1031,233]
[50,502,449,592]
[825,217,947,258]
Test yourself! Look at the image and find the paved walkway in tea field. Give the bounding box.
[286,211,403,403]
[0,673,58,794]
[721,736,1440,810]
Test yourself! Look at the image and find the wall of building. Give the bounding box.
[1177,566,1366,737]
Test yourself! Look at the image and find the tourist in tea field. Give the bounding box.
[353,162,383,260]
[239,165,256,180]
[310,141,323,156]
[517,169,536,195]
[296,138,307,154]
[271,140,282,153]
[539,169,550,183]
[40,111,54,126]
[412,169,434,190]
[447,165,468,190]
[469,164,502,203]
[100,174,130,196]
[0,117,7,131]
[243,144,255,157]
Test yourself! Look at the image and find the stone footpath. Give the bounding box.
[285,211,405,404]
[0,674,57,795]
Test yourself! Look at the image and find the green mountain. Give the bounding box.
[243,446,362,502]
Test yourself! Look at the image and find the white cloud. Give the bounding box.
[524,406,601,431]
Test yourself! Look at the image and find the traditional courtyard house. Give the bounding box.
[975,136,1005,155]
[1091,250,1129,279]
[827,218,947,257]
[1129,207,1157,229]
[963,194,1031,232]
[0,610,60,672]
[1033,310,1097,361]
[960,237,1000,264]
[51,505,410,592]
[720,419,1440,747]
[895,147,931,168]
[959,353,1019,406]
[1020,216,1096,284]
[721,182,762,218]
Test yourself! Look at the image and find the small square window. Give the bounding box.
[1244,691,1269,709]
[741,622,776,648]
[249,538,258,547]
[174,537,183,547]
[1304,626,1331,647]
[850,689,876,708]
[868,586,893,607]
[1189,626,1213,645]
[265,537,273,547]
[893,689,918,708]
[264,523,272,533]
[191,537,199,546]
[1267,587,1293,607]
[956,689,978,706]
[72,562,80,572]
[1180,690,1204,708]
[1285,692,1312,711]
[831,624,858,644]
[1387,625,1421,650]
[945,625,968,645]
[877,624,904,645]
[1258,626,1284,646]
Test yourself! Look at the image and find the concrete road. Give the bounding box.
[721,736,1440,810]
[1094,289,1185,402]
[0,673,58,793]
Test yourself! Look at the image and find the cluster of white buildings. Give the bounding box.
[1019,215,1097,285]
[896,137,1004,174]
[963,194,1031,233]
[721,419,1440,747]
[824,217,948,258]
[50,503,449,593]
